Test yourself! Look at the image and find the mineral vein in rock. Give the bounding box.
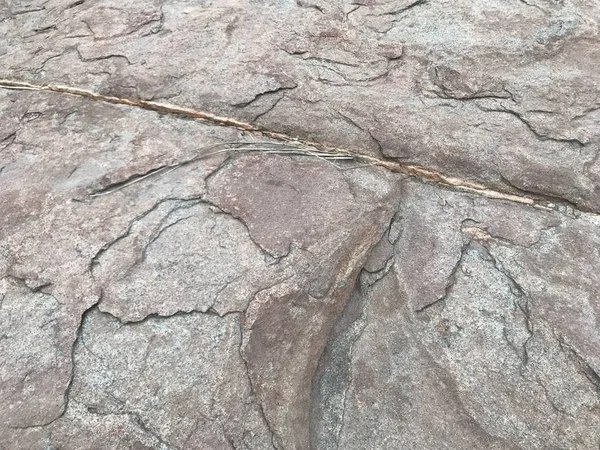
[0,78,550,210]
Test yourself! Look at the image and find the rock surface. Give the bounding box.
[1,1,600,449]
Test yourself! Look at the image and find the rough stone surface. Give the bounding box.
[312,181,600,449]
[1,1,600,449]
[2,0,600,209]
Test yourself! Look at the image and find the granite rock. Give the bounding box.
[1,1,600,449]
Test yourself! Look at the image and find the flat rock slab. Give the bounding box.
[1,1,600,449]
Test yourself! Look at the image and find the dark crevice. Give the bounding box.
[498,174,582,217]
[337,110,383,156]
[310,277,365,450]
[572,105,600,120]
[296,0,325,14]
[0,131,18,150]
[58,297,103,425]
[95,306,242,327]
[252,94,286,123]
[310,222,394,450]
[140,6,165,37]
[478,241,534,368]
[556,335,600,396]
[81,10,164,41]
[416,240,470,313]
[88,196,202,275]
[302,56,360,68]
[233,85,297,109]
[2,274,53,294]
[517,0,546,12]
[32,24,56,34]
[66,0,85,9]
[237,321,280,450]
[431,87,515,103]
[138,200,202,263]
[10,295,102,430]
[74,47,133,65]
[200,195,282,260]
[478,104,585,147]
[88,164,175,197]
[381,0,428,16]
[10,7,46,16]
[531,376,573,417]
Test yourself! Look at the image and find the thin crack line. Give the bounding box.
[0,78,586,213]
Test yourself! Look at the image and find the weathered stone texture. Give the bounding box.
[2,0,600,208]
[1,0,600,449]
[312,181,600,449]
